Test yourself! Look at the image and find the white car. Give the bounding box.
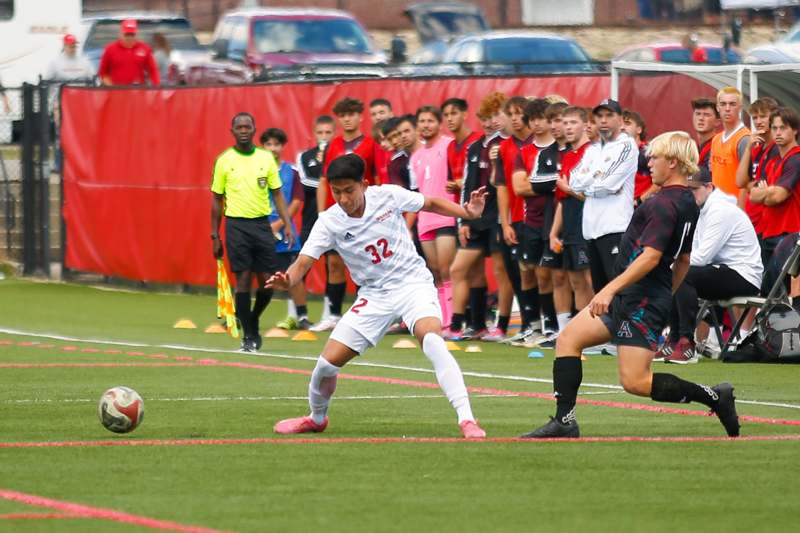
[745,23,800,63]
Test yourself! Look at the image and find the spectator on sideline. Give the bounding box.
[315,97,379,332]
[411,105,456,326]
[296,116,335,248]
[691,97,720,172]
[98,19,160,86]
[369,98,393,123]
[151,33,171,83]
[683,33,708,63]
[383,115,418,190]
[623,109,657,204]
[586,109,600,143]
[570,99,638,295]
[45,34,94,82]
[737,97,780,237]
[261,127,309,331]
[658,170,762,364]
[0,75,10,114]
[710,87,750,204]
[211,112,293,352]
[750,107,800,264]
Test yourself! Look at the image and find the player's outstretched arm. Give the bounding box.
[588,246,662,317]
[422,186,487,220]
[265,254,315,291]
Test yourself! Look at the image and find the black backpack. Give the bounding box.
[723,303,800,363]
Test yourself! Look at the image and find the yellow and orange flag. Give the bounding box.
[216,259,239,338]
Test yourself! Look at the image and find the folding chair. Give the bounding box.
[697,237,800,356]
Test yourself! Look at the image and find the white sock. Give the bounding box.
[287,299,297,318]
[557,312,571,332]
[308,356,340,424]
[321,296,331,320]
[422,333,474,423]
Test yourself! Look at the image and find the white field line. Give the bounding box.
[1,328,798,410]
[0,394,507,404]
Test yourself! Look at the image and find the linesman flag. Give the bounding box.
[216,259,239,338]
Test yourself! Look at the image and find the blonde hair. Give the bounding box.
[716,86,743,104]
[646,131,699,177]
[544,94,568,105]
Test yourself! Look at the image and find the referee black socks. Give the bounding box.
[235,292,252,337]
[553,357,582,424]
[650,373,718,408]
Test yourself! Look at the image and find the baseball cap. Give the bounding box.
[63,34,78,45]
[121,19,138,34]
[593,99,623,115]
[687,166,712,187]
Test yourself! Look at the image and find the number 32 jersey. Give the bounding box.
[300,185,433,290]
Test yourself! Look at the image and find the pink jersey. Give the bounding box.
[410,135,454,236]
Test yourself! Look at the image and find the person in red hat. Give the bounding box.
[45,34,94,82]
[98,19,160,86]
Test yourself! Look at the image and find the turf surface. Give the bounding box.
[2,279,799,532]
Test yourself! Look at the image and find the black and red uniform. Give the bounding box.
[321,134,378,208]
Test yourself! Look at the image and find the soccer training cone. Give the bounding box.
[265,327,290,338]
[392,339,417,349]
[292,331,318,341]
[445,341,461,351]
[173,319,197,329]
[204,323,227,334]
[465,344,482,353]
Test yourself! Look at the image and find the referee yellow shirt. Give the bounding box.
[210,147,281,218]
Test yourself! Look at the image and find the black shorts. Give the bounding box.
[514,223,545,265]
[540,242,563,269]
[276,252,298,273]
[225,216,277,274]
[562,242,590,271]
[459,225,500,255]
[600,289,670,351]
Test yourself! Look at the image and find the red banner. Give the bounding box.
[62,75,615,290]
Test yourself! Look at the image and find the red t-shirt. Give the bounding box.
[497,135,532,224]
[760,146,800,238]
[98,41,160,85]
[322,134,378,208]
[374,144,390,186]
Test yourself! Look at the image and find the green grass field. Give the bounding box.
[2,278,800,532]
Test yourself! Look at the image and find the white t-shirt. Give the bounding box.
[301,185,433,290]
[46,53,94,81]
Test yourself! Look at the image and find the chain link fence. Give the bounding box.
[0,85,23,265]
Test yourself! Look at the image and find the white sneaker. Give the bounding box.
[510,329,548,347]
[309,316,340,332]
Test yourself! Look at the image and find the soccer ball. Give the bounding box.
[98,386,144,433]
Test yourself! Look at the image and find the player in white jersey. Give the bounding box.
[266,154,488,438]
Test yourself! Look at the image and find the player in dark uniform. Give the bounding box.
[297,116,335,246]
[522,131,740,439]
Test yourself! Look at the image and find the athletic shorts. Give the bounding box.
[330,282,442,355]
[561,242,590,271]
[275,252,298,273]
[600,289,671,351]
[540,242,563,269]
[459,225,500,255]
[225,216,277,274]
[515,223,545,265]
[418,225,457,242]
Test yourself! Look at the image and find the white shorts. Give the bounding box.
[329,282,442,354]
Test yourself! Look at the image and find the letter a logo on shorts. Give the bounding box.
[617,320,633,338]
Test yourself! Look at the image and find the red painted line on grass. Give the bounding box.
[1,434,799,449]
[0,512,82,520]
[0,363,199,369]
[0,489,232,533]
[103,349,122,355]
[61,346,78,351]
[0,339,13,345]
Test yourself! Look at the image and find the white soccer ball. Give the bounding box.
[98,386,144,433]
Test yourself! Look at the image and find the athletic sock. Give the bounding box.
[250,288,273,334]
[296,305,308,317]
[441,281,453,329]
[469,287,487,331]
[235,291,252,338]
[450,313,465,332]
[497,314,510,333]
[556,312,571,332]
[540,292,557,332]
[308,356,341,424]
[553,357,582,424]
[650,373,719,408]
[522,288,541,329]
[422,332,474,423]
[328,282,346,316]
[287,299,297,318]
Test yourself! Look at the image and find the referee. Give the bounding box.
[211,112,294,352]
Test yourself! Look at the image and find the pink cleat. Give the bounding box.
[274,415,328,434]
[480,326,506,342]
[459,419,486,439]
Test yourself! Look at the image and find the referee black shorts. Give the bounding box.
[225,216,277,274]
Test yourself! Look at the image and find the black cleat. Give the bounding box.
[520,417,580,439]
[711,382,740,437]
[252,333,263,351]
[240,337,256,353]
